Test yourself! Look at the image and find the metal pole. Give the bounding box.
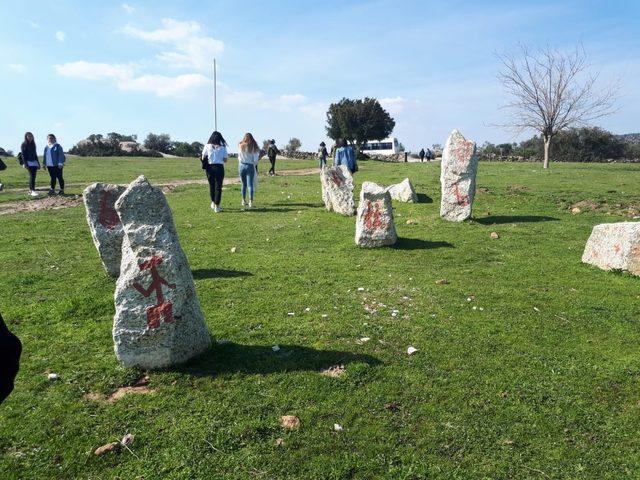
[213,59,218,131]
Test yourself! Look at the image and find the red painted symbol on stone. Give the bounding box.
[613,244,621,254]
[98,191,120,230]
[132,255,176,329]
[453,182,470,207]
[363,201,383,229]
[329,170,344,186]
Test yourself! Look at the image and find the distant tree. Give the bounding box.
[326,97,395,149]
[144,133,172,153]
[171,141,205,157]
[498,44,619,168]
[285,137,302,152]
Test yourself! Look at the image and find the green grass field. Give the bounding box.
[1,158,640,479]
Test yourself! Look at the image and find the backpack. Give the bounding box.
[0,158,6,171]
[17,152,24,166]
[268,145,278,159]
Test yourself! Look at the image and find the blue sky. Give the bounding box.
[1,0,638,152]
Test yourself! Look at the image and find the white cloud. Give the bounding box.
[8,64,26,73]
[55,60,209,97]
[121,3,135,14]
[123,18,223,71]
[280,94,307,105]
[380,96,407,115]
[55,31,66,42]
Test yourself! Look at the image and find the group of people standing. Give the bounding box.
[418,147,434,162]
[19,132,66,197]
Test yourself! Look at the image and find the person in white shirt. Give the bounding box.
[237,133,260,208]
[201,131,228,213]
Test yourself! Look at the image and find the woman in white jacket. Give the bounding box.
[237,133,260,208]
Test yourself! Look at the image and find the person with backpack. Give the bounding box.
[21,132,41,197]
[267,139,279,176]
[419,148,425,162]
[318,142,328,168]
[43,134,65,195]
[426,148,433,161]
[0,312,22,405]
[201,131,228,213]
[334,139,358,174]
[238,133,261,208]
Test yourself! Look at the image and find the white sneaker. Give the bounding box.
[211,202,215,210]
[0,183,4,191]
[29,190,39,197]
[248,201,253,209]
[241,199,246,207]
[215,206,223,213]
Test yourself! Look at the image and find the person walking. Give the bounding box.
[21,132,41,197]
[238,133,261,208]
[267,139,279,176]
[201,131,228,213]
[334,139,358,174]
[419,148,425,162]
[318,141,328,169]
[426,147,433,161]
[43,134,65,195]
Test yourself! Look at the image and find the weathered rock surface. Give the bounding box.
[113,176,211,369]
[320,165,356,216]
[440,130,478,221]
[582,222,640,275]
[83,183,127,277]
[386,178,418,203]
[355,182,397,248]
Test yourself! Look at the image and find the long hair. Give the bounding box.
[22,132,36,156]
[239,133,259,153]
[207,131,226,146]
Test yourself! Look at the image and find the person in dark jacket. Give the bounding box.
[419,148,425,162]
[267,140,279,176]
[21,132,41,197]
[0,313,22,405]
[43,134,65,195]
[318,142,328,168]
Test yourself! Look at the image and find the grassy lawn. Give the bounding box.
[0,155,317,204]
[1,159,640,479]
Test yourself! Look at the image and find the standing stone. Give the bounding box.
[355,182,397,247]
[386,178,418,203]
[83,183,127,277]
[440,129,478,221]
[320,165,356,216]
[582,222,640,275]
[113,176,211,369]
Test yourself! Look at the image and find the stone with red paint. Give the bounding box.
[355,182,397,248]
[113,176,211,369]
[320,165,356,216]
[82,183,127,277]
[440,130,478,222]
[582,222,640,276]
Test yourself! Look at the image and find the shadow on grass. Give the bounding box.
[272,202,324,208]
[416,193,433,204]
[473,215,559,225]
[392,238,454,250]
[178,342,381,376]
[242,207,299,213]
[192,268,252,280]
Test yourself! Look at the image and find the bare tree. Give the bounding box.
[498,44,619,168]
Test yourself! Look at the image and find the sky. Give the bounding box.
[1,0,638,153]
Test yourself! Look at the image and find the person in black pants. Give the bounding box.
[0,313,22,405]
[201,131,228,213]
[267,139,279,176]
[21,132,41,197]
[43,134,65,195]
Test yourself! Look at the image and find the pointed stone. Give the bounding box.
[440,130,478,221]
[320,165,356,216]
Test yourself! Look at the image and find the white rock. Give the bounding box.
[440,130,478,222]
[334,423,343,431]
[82,183,127,277]
[582,222,640,275]
[357,287,365,292]
[385,178,418,203]
[320,165,356,216]
[407,346,418,355]
[113,176,211,369]
[272,345,281,352]
[287,312,295,317]
[47,373,59,381]
[359,337,371,343]
[355,182,397,248]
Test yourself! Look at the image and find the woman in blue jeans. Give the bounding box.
[237,133,260,208]
[21,132,41,197]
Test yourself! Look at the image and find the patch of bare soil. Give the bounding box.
[476,187,490,194]
[84,375,154,404]
[567,199,640,218]
[320,365,346,378]
[506,184,532,194]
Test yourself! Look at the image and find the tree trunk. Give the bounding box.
[543,136,551,169]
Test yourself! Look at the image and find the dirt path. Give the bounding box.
[0,168,319,216]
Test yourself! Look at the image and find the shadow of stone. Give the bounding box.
[416,193,433,204]
[473,215,559,225]
[391,238,454,250]
[192,269,252,280]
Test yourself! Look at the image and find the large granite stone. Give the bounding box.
[320,165,356,216]
[440,130,478,221]
[386,178,418,203]
[83,183,127,277]
[355,182,397,247]
[582,222,640,275]
[113,176,211,369]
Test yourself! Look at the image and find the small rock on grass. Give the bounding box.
[272,345,281,352]
[230,246,237,253]
[490,232,500,239]
[121,433,134,447]
[571,207,581,215]
[334,424,343,431]
[94,442,120,456]
[280,415,300,429]
[407,346,418,355]
[47,373,59,381]
[275,438,285,446]
[406,219,417,225]
[435,279,449,285]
